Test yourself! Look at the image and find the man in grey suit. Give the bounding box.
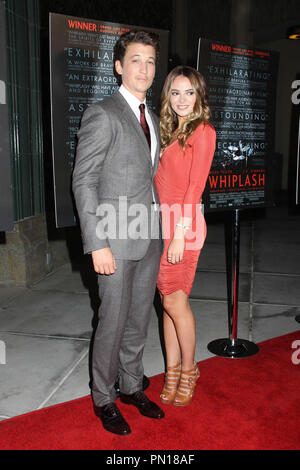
[72,30,164,436]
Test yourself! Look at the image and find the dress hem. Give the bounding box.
[157,287,191,297]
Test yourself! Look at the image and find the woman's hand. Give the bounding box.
[167,228,185,264]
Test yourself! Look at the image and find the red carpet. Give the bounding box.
[1,331,300,450]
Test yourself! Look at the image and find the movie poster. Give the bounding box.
[197,38,279,212]
[289,76,300,208]
[0,0,14,231]
[50,13,169,227]
[297,116,300,206]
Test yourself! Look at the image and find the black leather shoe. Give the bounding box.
[120,391,165,419]
[114,375,150,398]
[94,402,131,436]
[142,375,150,391]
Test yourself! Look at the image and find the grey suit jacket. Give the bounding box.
[72,91,162,260]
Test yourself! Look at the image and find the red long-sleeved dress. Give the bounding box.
[154,122,216,296]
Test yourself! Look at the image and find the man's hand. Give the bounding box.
[91,247,116,275]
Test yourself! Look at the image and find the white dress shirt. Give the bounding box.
[119,85,157,166]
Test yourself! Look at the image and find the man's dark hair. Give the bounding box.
[114,30,160,65]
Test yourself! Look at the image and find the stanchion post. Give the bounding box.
[231,209,240,345]
[207,209,259,358]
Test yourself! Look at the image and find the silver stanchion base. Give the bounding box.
[295,315,300,324]
[207,338,259,358]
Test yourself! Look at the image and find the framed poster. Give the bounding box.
[0,0,14,231]
[50,13,169,227]
[297,115,300,206]
[197,38,279,212]
[289,74,300,209]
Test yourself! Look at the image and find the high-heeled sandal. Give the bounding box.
[160,361,181,404]
[173,363,200,407]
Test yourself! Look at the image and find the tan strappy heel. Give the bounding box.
[160,362,181,404]
[173,363,200,407]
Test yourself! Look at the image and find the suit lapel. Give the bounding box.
[149,109,160,176]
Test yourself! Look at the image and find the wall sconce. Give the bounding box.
[287,25,300,39]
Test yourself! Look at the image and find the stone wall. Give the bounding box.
[0,215,51,286]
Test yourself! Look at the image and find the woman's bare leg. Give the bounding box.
[161,289,196,371]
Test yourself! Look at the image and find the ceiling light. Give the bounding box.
[287,25,300,39]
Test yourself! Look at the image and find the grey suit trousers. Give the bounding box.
[92,238,161,407]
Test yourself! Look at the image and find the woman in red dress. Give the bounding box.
[154,66,216,407]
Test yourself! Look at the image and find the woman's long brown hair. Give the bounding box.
[160,66,211,152]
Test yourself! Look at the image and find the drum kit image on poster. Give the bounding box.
[220,140,255,169]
